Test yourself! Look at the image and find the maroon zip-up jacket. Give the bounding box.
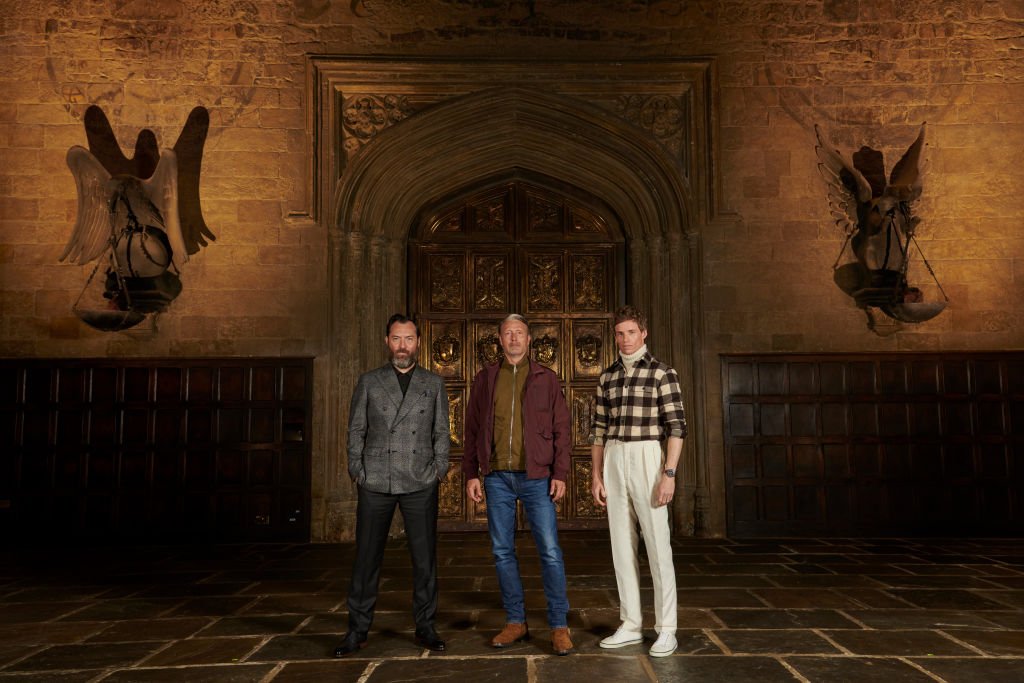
[463,358,571,482]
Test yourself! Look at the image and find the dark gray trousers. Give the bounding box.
[346,482,439,634]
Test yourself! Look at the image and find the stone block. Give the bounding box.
[236,200,283,224]
[742,175,780,199]
[206,151,281,178]
[258,108,302,130]
[49,316,81,339]
[0,197,39,220]
[257,245,309,265]
[772,334,803,351]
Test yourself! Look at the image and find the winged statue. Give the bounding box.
[814,123,946,332]
[61,106,212,331]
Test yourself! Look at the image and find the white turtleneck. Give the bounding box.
[620,344,648,372]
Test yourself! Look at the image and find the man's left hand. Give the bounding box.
[655,474,675,507]
[550,479,566,502]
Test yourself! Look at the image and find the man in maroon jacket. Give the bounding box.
[464,313,574,656]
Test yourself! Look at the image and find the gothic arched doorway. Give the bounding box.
[316,59,719,541]
[410,172,624,530]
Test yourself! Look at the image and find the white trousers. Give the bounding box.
[604,439,677,633]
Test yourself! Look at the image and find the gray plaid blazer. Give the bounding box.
[347,364,450,495]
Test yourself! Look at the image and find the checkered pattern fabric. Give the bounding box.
[589,352,687,445]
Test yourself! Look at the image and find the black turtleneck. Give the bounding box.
[393,364,414,395]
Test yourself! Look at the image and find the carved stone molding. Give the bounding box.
[614,94,688,163]
[318,57,717,536]
[342,94,416,155]
[311,57,717,229]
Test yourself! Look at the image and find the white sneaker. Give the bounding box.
[599,626,643,649]
[649,631,677,657]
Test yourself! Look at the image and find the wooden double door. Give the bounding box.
[410,175,623,530]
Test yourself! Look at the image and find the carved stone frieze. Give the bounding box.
[527,255,561,311]
[572,255,604,311]
[473,255,507,311]
[430,255,464,311]
[342,94,415,153]
[615,94,685,153]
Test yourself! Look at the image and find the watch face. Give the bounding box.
[664,468,675,477]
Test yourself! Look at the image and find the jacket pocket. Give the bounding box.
[529,430,555,466]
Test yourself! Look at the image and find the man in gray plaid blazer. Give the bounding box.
[335,314,450,657]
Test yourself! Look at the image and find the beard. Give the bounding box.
[391,353,415,369]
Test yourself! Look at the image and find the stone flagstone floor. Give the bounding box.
[1,531,1022,682]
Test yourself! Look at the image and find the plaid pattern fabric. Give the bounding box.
[589,352,687,445]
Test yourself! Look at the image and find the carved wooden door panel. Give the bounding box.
[410,176,623,530]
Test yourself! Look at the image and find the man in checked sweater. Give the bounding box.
[590,305,687,658]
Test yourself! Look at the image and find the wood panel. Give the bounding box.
[0,358,313,542]
[722,353,1024,537]
[411,174,623,530]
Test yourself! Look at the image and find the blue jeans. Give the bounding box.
[484,471,569,628]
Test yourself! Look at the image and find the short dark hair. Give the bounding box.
[613,305,647,332]
[385,313,420,337]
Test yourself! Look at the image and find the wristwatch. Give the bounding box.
[664,468,676,478]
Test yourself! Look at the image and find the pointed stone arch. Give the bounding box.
[316,60,717,539]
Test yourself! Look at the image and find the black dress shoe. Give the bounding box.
[333,631,367,658]
[415,628,446,652]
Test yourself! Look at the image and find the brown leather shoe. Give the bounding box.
[491,622,529,648]
[552,627,574,656]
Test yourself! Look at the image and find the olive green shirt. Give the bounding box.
[491,356,529,471]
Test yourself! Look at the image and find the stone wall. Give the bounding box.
[1,0,1022,539]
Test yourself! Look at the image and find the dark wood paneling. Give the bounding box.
[0,358,313,542]
[412,174,623,530]
[722,353,1024,537]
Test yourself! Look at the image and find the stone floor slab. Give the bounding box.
[911,657,1024,682]
[648,655,799,682]
[784,656,937,682]
[713,628,841,654]
[5,642,162,672]
[140,637,264,666]
[823,629,976,656]
[0,532,1020,681]
[103,663,276,682]
[368,657,527,682]
[270,660,370,682]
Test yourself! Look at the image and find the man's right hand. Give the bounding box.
[591,477,607,507]
[466,478,483,503]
